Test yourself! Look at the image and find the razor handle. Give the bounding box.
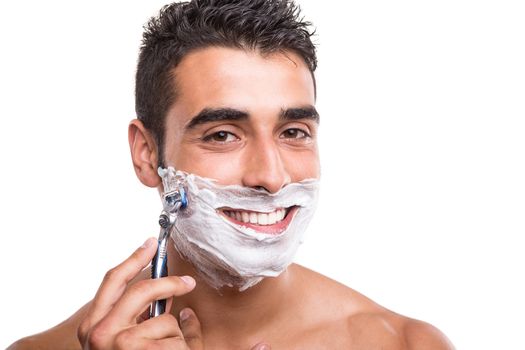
[149,229,169,318]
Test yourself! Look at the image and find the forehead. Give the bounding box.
[167,47,315,127]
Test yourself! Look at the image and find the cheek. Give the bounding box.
[174,149,246,184]
[283,149,320,181]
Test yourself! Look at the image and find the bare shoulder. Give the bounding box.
[290,264,454,349]
[344,311,454,350]
[401,317,455,350]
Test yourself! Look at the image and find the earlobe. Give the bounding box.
[128,119,161,188]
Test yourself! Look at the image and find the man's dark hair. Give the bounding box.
[135,0,317,167]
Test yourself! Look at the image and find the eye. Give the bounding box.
[280,128,310,139]
[202,130,238,143]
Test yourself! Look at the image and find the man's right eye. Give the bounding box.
[202,131,238,143]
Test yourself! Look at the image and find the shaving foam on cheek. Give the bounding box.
[159,167,319,291]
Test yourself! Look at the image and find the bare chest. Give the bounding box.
[203,318,404,350]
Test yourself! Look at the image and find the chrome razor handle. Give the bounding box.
[149,214,172,318]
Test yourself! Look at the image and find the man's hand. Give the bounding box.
[77,237,202,349]
[77,237,271,350]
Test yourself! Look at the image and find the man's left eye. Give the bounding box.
[280,128,310,139]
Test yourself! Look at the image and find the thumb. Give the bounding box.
[180,307,204,350]
[250,342,272,350]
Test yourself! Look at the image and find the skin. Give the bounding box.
[8,47,455,349]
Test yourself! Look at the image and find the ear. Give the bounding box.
[128,119,162,188]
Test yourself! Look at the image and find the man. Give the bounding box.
[9,0,454,349]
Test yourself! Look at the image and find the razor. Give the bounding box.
[149,170,188,318]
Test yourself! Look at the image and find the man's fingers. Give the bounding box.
[179,308,204,350]
[120,308,203,349]
[89,237,158,324]
[136,296,174,324]
[120,313,184,341]
[107,275,196,324]
[114,334,186,350]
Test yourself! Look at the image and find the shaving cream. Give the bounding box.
[159,167,319,291]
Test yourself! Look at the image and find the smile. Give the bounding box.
[219,206,298,235]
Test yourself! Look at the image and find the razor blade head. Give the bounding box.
[163,186,187,213]
[158,166,188,224]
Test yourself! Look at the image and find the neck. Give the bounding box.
[167,242,294,338]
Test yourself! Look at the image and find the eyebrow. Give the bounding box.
[280,106,320,124]
[185,108,249,130]
[184,105,319,130]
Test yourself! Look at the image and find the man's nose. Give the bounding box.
[241,139,291,193]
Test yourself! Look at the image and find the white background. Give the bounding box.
[1,1,524,349]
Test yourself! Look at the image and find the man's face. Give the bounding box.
[163,47,319,193]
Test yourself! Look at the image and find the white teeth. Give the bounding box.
[268,211,277,225]
[249,212,258,224]
[258,213,268,225]
[223,208,288,226]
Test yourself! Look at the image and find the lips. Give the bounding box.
[219,206,298,235]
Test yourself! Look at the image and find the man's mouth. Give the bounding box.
[219,206,298,235]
